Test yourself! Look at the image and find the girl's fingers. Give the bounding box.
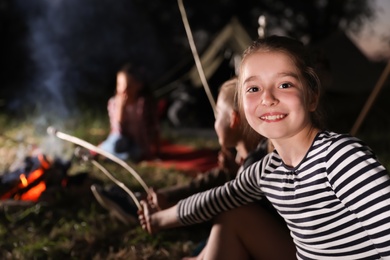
[138,200,155,234]
[138,201,148,230]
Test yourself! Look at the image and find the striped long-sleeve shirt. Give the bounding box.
[177,131,390,259]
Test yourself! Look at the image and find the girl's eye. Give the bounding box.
[247,86,259,93]
[279,83,291,89]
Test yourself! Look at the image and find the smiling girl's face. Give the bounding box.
[240,51,314,141]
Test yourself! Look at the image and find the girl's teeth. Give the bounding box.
[261,115,285,120]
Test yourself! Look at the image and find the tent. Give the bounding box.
[154,17,252,97]
[186,17,252,88]
[311,31,389,134]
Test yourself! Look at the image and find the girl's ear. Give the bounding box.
[230,110,240,128]
[308,93,319,112]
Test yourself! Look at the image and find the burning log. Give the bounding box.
[0,153,70,203]
[1,154,52,202]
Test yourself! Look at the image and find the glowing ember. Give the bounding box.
[1,154,51,202]
[20,174,28,187]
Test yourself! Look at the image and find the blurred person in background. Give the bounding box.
[98,63,160,162]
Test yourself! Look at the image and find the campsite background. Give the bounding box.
[1,0,390,259]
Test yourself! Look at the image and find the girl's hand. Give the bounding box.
[115,92,128,107]
[148,187,171,210]
[138,202,182,235]
[114,93,128,125]
[138,199,160,235]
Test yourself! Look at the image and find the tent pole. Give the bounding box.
[177,0,216,116]
[350,60,390,136]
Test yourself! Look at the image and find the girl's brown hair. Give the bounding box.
[237,35,325,131]
[219,77,264,146]
[218,77,238,111]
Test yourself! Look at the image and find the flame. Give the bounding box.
[18,168,46,201]
[20,174,28,187]
[1,154,51,202]
[19,182,46,201]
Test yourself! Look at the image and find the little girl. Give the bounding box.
[139,36,390,259]
[99,63,159,161]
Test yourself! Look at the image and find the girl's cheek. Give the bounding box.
[243,104,255,121]
[243,96,257,115]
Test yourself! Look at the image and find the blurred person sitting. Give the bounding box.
[98,63,160,162]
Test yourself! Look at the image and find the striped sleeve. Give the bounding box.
[326,134,390,257]
[177,154,269,225]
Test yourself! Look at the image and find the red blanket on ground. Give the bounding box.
[144,141,219,177]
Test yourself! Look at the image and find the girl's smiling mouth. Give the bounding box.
[260,113,287,122]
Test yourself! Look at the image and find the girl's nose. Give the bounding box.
[261,90,278,106]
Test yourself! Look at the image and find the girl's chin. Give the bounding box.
[258,128,287,139]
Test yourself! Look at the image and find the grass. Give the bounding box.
[0,111,216,259]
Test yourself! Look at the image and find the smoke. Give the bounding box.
[13,0,166,118]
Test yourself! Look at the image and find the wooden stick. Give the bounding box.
[47,127,149,193]
[350,60,390,136]
[73,146,142,210]
[177,0,216,116]
[90,159,141,210]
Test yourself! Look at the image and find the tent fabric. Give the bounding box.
[188,17,252,87]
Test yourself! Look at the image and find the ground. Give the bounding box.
[0,116,218,259]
